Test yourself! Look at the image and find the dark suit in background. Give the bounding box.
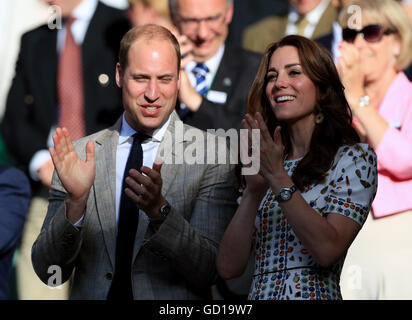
[2,1,129,173]
[177,45,261,131]
[0,166,30,300]
[0,0,130,299]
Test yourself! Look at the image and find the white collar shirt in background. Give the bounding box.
[286,0,330,39]
[29,0,98,180]
[57,0,98,51]
[331,21,343,63]
[185,44,225,93]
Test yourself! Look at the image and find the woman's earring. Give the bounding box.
[315,112,324,124]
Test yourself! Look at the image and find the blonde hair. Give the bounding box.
[339,0,412,71]
[128,0,170,19]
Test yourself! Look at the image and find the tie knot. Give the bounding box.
[133,132,150,143]
[66,16,76,28]
[192,63,209,77]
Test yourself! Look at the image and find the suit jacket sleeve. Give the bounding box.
[143,152,239,289]
[0,166,30,257]
[31,169,83,285]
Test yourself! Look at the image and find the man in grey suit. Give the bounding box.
[31,24,238,299]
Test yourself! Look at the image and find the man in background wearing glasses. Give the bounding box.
[169,0,261,132]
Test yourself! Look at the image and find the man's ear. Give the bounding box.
[225,2,234,25]
[115,62,122,88]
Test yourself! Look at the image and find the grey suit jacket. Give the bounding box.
[32,112,239,299]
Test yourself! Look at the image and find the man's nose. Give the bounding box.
[196,20,209,40]
[144,80,160,102]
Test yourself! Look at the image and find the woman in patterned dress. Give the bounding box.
[217,35,378,300]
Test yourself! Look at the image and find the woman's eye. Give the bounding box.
[266,74,277,81]
[289,70,301,76]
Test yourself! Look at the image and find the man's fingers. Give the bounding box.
[49,147,60,168]
[125,176,145,194]
[52,132,66,163]
[124,187,141,204]
[152,158,163,173]
[85,140,95,164]
[129,169,151,185]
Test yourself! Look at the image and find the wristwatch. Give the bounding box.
[359,95,370,107]
[274,185,297,202]
[150,201,171,225]
[159,201,171,219]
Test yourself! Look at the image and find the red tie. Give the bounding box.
[57,17,86,140]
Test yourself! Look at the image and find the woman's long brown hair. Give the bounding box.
[247,35,360,190]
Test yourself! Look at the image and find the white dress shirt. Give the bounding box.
[331,21,343,63]
[286,0,330,39]
[29,0,98,181]
[185,44,225,91]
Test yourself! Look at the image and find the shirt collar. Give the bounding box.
[71,0,98,22]
[186,44,225,77]
[289,0,330,25]
[119,112,171,145]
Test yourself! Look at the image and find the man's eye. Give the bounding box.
[133,76,147,82]
[160,77,173,82]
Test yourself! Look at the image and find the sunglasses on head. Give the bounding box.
[342,24,397,43]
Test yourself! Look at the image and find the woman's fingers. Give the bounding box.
[273,126,282,146]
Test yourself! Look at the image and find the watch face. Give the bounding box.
[160,203,171,218]
[280,190,291,201]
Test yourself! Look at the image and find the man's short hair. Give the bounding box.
[118,24,181,72]
[169,0,233,22]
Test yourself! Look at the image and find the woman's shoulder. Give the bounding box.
[328,143,377,175]
[335,143,376,162]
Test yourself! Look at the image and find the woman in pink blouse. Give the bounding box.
[338,0,412,299]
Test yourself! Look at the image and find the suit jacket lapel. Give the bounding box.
[312,2,337,40]
[210,45,238,110]
[94,118,121,268]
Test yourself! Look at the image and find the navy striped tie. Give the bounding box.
[179,63,210,119]
[193,63,209,97]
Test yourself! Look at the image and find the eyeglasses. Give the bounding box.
[179,13,225,31]
[342,24,397,43]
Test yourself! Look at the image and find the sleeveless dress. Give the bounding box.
[248,143,377,300]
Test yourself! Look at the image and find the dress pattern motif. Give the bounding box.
[249,143,378,300]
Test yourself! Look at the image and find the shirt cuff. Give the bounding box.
[72,215,84,228]
[29,150,51,181]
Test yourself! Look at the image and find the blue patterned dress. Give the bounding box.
[248,143,378,300]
